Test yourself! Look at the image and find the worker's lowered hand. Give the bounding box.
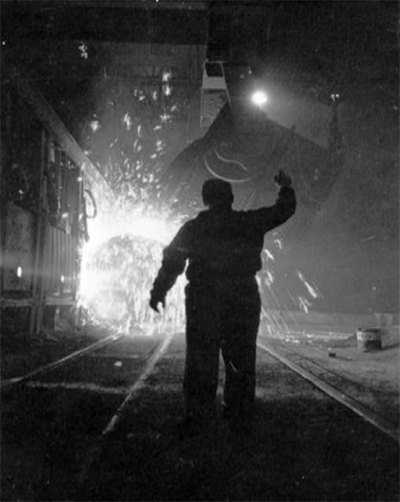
[274,169,292,188]
[149,292,166,313]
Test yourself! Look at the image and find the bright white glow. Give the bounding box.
[79,42,88,59]
[160,113,171,123]
[163,83,172,96]
[60,275,65,283]
[298,296,311,314]
[162,70,172,82]
[123,113,132,130]
[264,269,275,287]
[297,270,321,299]
[90,120,100,132]
[264,248,275,261]
[78,202,186,334]
[17,266,22,278]
[251,90,268,107]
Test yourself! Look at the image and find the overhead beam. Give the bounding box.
[9,67,114,207]
[59,1,208,10]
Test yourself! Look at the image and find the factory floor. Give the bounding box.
[1,315,399,501]
[2,315,398,425]
[264,326,399,425]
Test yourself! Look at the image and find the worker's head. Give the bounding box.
[202,178,234,209]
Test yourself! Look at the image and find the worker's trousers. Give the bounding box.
[183,277,261,426]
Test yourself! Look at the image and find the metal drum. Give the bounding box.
[356,328,383,351]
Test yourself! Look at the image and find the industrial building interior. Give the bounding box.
[0,1,399,501]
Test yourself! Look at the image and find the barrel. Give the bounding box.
[356,328,383,351]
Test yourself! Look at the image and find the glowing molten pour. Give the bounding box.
[78,210,185,334]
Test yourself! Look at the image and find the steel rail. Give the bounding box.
[76,330,175,489]
[257,340,399,443]
[0,332,125,391]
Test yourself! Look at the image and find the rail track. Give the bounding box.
[1,327,178,500]
[1,326,398,501]
[257,340,399,443]
[0,331,126,391]
[74,329,175,489]
[2,328,398,444]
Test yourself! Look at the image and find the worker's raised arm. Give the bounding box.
[250,169,296,234]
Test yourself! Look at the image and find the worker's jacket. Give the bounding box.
[151,186,296,297]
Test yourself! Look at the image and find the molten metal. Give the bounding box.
[78,203,185,334]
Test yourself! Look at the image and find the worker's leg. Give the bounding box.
[183,284,220,426]
[221,281,261,429]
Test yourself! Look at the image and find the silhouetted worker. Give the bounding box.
[149,169,296,438]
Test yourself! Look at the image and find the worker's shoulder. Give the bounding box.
[178,212,206,231]
[192,209,255,222]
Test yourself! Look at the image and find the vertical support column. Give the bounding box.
[0,84,12,301]
[29,128,47,335]
[72,165,85,327]
[0,163,8,300]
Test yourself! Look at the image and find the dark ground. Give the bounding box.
[1,321,399,501]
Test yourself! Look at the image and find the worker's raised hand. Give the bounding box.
[274,169,292,188]
[149,292,165,313]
